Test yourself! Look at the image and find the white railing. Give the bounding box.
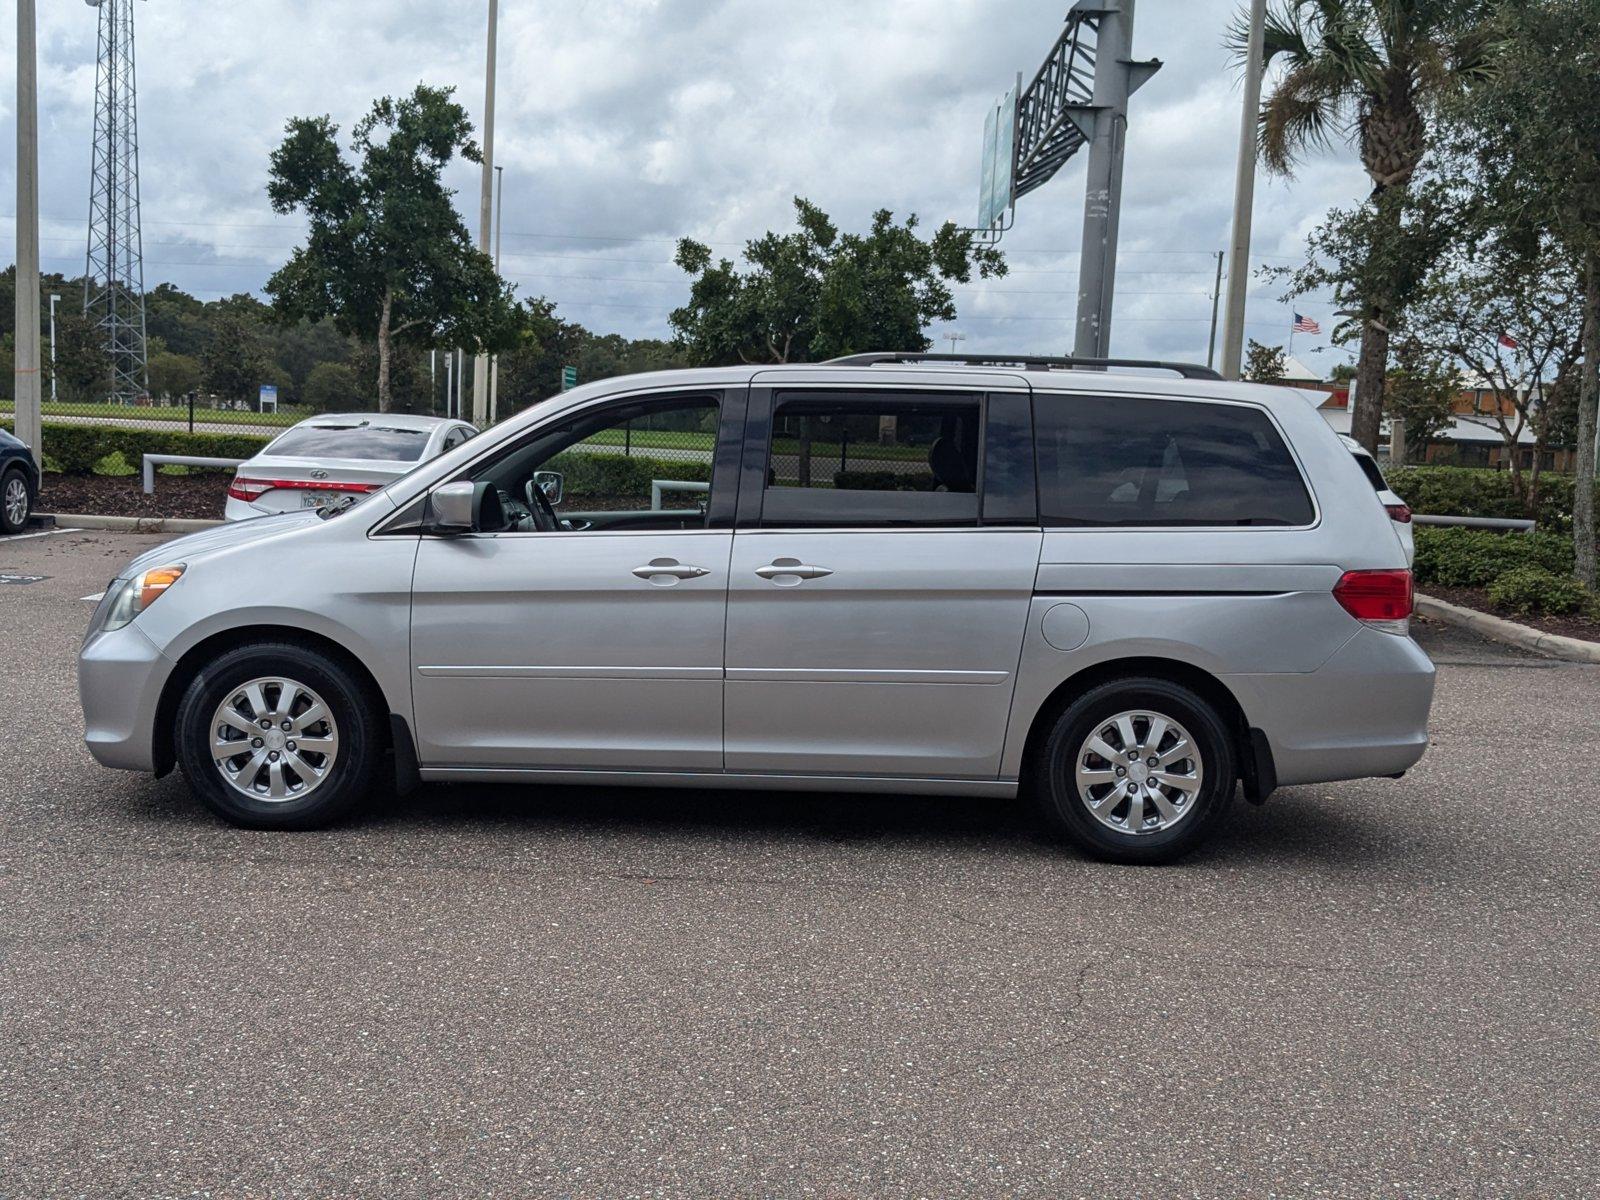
[142,454,245,495]
[650,479,710,511]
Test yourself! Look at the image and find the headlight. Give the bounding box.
[89,564,186,636]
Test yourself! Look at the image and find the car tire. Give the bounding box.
[175,641,383,830]
[1032,677,1236,865]
[1,466,31,534]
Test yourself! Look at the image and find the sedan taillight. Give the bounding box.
[1385,502,1413,524]
[226,475,272,502]
[226,475,381,502]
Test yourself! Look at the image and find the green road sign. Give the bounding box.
[561,366,578,391]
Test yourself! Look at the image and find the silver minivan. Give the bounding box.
[79,355,1434,863]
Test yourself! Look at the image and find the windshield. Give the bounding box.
[266,424,430,462]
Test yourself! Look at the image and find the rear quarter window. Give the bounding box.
[1034,394,1314,527]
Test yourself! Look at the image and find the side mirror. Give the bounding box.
[533,470,565,506]
[428,480,476,532]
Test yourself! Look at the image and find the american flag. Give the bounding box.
[1292,313,1321,334]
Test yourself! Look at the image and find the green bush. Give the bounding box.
[40,453,63,474]
[1486,566,1595,617]
[544,450,711,497]
[1412,526,1574,588]
[91,451,137,477]
[1,420,271,475]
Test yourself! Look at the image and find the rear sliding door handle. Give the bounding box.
[755,558,834,581]
[632,558,710,582]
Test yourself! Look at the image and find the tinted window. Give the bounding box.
[267,424,431,462]
[762,393,981,526]
[1351,451,1388,492]
[1035,395,1314,527]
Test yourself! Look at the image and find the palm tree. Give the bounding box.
[1232,0,1498,451]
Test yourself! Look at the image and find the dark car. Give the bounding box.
[0,428,40,534]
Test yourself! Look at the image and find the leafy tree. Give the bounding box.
[49,307,108,403]
[303,362,363,412]
[1383,337,1458,462]
[1243,339,1288,382]
[265,84,522,412]
[147,351,201,401]
[1441,0,1600,582]
[1410,226,1581,510]
[1234,0,1500,451]
[201,310,269,405]
[669,197,1006,365]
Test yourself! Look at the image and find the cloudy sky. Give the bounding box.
[3,0,1367,369]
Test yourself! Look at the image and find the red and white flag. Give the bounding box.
[1292,313,1321,334]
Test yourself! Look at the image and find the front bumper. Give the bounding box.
[80,622,172,772]
[1224,626,1436,788]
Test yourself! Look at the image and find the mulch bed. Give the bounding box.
[40,472,233,522]
[1425,584,1600,644]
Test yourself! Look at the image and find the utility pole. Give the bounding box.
[1220,0,1266,381]
[471,0,499,426]
[490,163,504,425]
[14,0,42,464]
[1071,0,1155,360]
[1206,252,1224,370]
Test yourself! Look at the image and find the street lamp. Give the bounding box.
[945,331,966,355]
[490,163,504,424]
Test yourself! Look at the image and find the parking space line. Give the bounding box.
[0,527,82,543]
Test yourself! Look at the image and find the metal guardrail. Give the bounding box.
[143,453,244,495]
[1412,514,1536,532]
[651,479,710,511]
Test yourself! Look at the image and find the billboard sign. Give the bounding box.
[258,384,278,413]
[977,85,1018,230]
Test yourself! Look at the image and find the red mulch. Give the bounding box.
[1425,584,1600,644]
[40,472,232,521]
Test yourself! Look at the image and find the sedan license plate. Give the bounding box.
[301,492,349,509]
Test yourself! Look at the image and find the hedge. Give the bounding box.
[1486,566,1596,617]
[544,450,711,497]
[1412,526,1575,588]
[2,420,272,474]
[1387,466,1600,533]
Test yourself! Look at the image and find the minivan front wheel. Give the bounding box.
[1034,677,1235,864]
[175,642,382,829]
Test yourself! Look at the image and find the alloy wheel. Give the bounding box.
[209,677,340,802]
[3,476,27,527]
[1073,709,1204,835]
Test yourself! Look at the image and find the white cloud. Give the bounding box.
[2,0,1371,364]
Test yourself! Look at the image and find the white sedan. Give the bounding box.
[224,413,477,521]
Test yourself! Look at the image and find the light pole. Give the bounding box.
[945,331,966,355]
[13,0,42,462]
[472,0,499,426]
[49,294,61,402]
[490,163,504,424]
[1220,0,1267,381]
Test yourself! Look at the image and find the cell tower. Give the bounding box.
[83,0,149,404]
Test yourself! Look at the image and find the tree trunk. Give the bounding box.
[1351,318,1389,453]
[1574,251,1600,587]
[376,288,394,414]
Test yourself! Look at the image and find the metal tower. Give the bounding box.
[83,0,149,404]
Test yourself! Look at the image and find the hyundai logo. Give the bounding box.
[310,469,328,480]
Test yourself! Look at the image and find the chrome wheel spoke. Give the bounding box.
[1086,735,1121,765]
[217,708,258,737]
[236,748,270,790]
[1154,769,1200,795]
[1147,787,1180,824]
[1114,715,1138,755]
[293,733,337,755]
[212,735,250,762]
[276,681,301,720]
[1141,717,1168,756]
[284,750,325,783]
[293,702,328,732]
[265,760,288,799]
[1123,790,1146,831]
[1157,739,1192,766]
[242,682,269,722]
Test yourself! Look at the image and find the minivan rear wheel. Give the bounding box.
[1033,677,1235,864]
[175,642,382,829]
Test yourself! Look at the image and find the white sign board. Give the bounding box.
[977,85,1018,230]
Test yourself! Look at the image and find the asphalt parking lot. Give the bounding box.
[2,528,1596,1199]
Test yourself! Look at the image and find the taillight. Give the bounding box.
[1385,502,1413,524]
[226,475,271,502]
[1333,569,1413,632]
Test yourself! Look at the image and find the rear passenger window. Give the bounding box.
[761,392,981,526]
[1035,395,1314,527]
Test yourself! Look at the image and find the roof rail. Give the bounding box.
[822,351,1223,381]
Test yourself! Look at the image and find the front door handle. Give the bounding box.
[755,558,834,581]
[632,558,710,583]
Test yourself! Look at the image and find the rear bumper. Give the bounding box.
[1224,627,1435,788]
[80,622,171,772]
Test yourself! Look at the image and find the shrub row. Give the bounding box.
[545,450,711,497]
[1387,466,1600,533]
[1412,526,1594,616]
[2,420,272,475]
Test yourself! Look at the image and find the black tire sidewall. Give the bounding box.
[1036,678,1236,864]
[0,467,30,534]
[175,642,381,829]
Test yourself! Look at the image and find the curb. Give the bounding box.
[41,512,225,534]
[1416,593,1600,664]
